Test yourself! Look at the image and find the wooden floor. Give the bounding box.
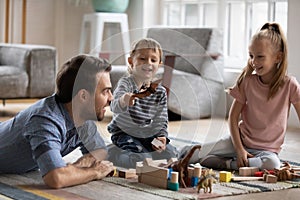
[1,101,300,200]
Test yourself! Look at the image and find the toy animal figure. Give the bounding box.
[197,169,217,193]
[272,162,300,181]
[166,145,202,188]
[130,79,161,101]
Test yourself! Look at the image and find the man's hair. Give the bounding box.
[56,54,111,103]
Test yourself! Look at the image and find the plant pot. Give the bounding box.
[92,0,129,13]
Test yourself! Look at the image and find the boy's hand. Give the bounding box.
[151,137,166,152]
[120,93,135,107]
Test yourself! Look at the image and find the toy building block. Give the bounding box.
[255,170,275,177]
[265,174,278,183]
[191,177,199,187]
[136,161,143,174]
[152,159,168,167]
[143,158,168,167]
[140,174,168,189]
[141,165,169,179]
[190,165,201,187]
[184,167,194,187]
[219,171,232,182]
[167,171,179,191]
[118,168,137,179]
[239,167,259,176]
[231,176,263,181]
[137,158,171,189]
[143,158,154,166]
[151,138,164,149]
[193,165,202,177]
[187,167,194,178]
[167,158,178,166]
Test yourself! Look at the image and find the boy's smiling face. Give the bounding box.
[128,48,161,82]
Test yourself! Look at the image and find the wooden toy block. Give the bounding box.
[265,174,278,183]
[118,168,137,179]
[187,167,194,178]
[140,174,168,189]
[151,138,164,149]
[250,167,259,175]
[219,171,232,182]
[151,159,168,167]
[170,171,179,183]
[231,176,263,181]
[255,170,275,177]
[191,177,199,187]
[167,181,179,191]
[167,171,180,191]
[167,158,178,166]
[136,161,143,175]
[142,158,167,167]
[193,166,202,177]
[143,158,154,166]
[141,165,169,179]
[254,171,264,177]
[239,167,259,176]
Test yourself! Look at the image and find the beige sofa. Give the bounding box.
[0,43,57,105]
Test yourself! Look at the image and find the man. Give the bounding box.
[0,55,114,188]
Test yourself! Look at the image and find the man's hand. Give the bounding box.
[92,160,115,179]
[43,160,114,189]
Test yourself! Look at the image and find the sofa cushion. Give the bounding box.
[0,66,28,98]
[0,46,29,70]
[147,28,212,76]
[167,68,223,119]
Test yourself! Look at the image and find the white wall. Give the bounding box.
[287,0,300,127]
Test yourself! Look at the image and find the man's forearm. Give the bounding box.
[43,160,113,189]
[73,149,107,168]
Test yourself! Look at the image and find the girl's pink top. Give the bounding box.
[229,74,300,153]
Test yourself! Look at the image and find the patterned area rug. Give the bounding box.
[103,176,300,200]
[0,182,90,200]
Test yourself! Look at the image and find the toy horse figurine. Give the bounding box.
[130,79,161,101]
[272,161,300,181]
[166,145,202,188]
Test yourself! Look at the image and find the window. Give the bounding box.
[162,0,288,69]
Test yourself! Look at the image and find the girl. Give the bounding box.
[200,22,300,170]
[107,38,178,168]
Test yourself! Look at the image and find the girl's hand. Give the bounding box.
[152,137,166,152]
[236,148,254,168]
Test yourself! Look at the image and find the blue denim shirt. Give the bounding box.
[0,95,107,176]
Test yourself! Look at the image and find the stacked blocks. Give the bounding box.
[239,167,259,176]
[191,165,201,187]
[168,171,179,191]
[136,158,170,189]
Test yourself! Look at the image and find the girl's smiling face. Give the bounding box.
[128,48,161,83]
[248,38,282,84]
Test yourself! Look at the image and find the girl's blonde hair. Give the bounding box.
[236,22,288,100]
[128,38,163,74]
